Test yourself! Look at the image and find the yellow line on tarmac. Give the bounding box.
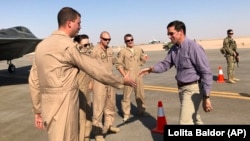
[144,85,250,100]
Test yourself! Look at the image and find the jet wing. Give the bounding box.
[0,26,42,73]
[0,38,42,61]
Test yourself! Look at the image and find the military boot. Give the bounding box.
[108,126,120,133]
[228,79,236,84]
[103,126,120,134]
[84,137,90,141]
[123,114,130,122]
[233,77,240,81]
[228,74,236,84]
[95,135,105,141]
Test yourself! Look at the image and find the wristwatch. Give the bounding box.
[203,95,210,99]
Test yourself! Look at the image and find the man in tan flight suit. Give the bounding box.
[28,7,136,141]
[73,34,93,141]
[115,33,149,122]
[91,31,120,141]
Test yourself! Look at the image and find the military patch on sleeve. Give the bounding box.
[75,43,88,54]
[75,44,83,52]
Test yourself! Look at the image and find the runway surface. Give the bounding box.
[0,48,249,141]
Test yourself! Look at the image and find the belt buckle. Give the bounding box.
[178,81,197,87]
[177,81,185,87]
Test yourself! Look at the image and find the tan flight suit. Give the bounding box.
[115,46,147,116]
[77,46,93,141]
[28,30,124,141]
[91,44,116,137]
[223,36,237,81]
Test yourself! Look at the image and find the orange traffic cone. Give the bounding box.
[217,66,225,83]
[152,101,167,134]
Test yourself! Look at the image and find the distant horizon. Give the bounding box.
[2,25,249,48]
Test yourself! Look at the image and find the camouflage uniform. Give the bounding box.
[223,36,238,83]
[115,46,147,119]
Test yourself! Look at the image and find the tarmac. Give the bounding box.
[0,48,250,141]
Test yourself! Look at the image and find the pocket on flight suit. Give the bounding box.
[41,88,64,127]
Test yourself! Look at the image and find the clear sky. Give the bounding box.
[1,0,250,46]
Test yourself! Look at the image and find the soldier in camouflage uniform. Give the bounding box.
[115,33,150,122]
[73,34,93,141]
[223,29,240,84]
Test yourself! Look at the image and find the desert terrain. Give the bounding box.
[136,36,250,52]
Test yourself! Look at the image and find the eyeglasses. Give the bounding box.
[125,39,134,43]
[83,43,90,47]
[229,33,234,35]
[101,37,111,42]
[167,32,177,36]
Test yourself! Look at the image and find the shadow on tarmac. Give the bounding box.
[0,65,31,86]
[239,93,250,97]
[115,94,163,141]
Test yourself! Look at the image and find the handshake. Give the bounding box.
[123,67,154,87]
[138,67,153,77]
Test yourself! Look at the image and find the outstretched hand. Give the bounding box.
[139,68,151,77]
[123,71,137,87]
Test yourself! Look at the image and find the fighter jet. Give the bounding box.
[0,26,42,73]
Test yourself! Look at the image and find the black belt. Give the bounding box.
[177,81,198,87]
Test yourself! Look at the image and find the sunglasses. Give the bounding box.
[101,37,111,42]
[167,32,176,36]
[83,43,90,47]
[125,39,134,43]
[229,33,234,35]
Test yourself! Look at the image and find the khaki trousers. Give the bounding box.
[43,88,79,141]
[92,81,116,136]
[178,83,203,125]
[78,86,92,141]
[122,69,146,116]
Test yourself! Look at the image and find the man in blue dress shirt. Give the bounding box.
[139,20,213,125]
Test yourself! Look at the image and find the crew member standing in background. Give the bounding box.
[91,31,120,141]
[74,34,93,141]
[115,33,149,122]
[223,29,240,84]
